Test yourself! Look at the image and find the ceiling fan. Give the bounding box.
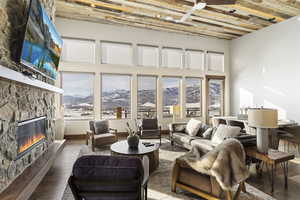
[178,0,237,23]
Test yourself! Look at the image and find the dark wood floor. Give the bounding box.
[29,140,83,200]
[29,139,300,200]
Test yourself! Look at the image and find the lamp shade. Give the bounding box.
[248,108,278,128]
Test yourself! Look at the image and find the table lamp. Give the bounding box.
[170,105,181,123]
[248,108,278,154]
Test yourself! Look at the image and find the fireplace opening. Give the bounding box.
[16,116,47,159]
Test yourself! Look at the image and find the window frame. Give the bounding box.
[185,77,203,118]
[137,44,159,68]
[61,37,96,64]
[61,71,95,121]
[100,41,133,66]
[137,75,158,119]
[206,51,225,72]
[100,73,132,120]
[206,75,225,123]
[161,76,182,118]
[161,47,184,69]
[185,49,205,70]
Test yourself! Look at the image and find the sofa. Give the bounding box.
[169,122,216,152]
[169,121,244,152]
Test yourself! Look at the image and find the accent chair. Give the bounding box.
[171,158,246,200]
[86,120,118,151]
[68,155,149,200]
[138,118,162,145]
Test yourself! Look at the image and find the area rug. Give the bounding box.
[62,139,276,200]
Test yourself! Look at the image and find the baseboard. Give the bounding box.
[64,134,87,140]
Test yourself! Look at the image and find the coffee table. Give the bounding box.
[110,140,159,174]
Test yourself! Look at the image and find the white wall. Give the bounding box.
[55,18,231,135]
[230,17,300,123]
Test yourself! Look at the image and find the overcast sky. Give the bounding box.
[62,73,94,97]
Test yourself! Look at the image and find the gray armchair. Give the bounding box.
[138,118,162,145]
[68,155,149,200]
[86,120,118,152]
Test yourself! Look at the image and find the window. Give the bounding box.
[186,78,202,117]
[162,77,180,118]
[101,41,132,65]
[137,45,159,67]
[61,38,95,63]
[101,74,131,119]
[137,76,157,119]
[207,52,224,72]
[162,47,183,68]
[207,77,225,119]
[62,72,94,120]
[185,50,204,70]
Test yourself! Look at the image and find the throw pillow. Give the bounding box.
[185,118,202,136]
[174,124,186,132]
[202,128,213,139]
[211,124,241,145]
[197,124,211,137]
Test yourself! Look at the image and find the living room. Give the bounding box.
[0,0,300,200]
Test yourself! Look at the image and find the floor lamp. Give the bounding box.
[248,108,278,154]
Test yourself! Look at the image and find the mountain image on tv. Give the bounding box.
[21,0,62,80]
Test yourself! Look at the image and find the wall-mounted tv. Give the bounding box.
[20,0,63,80]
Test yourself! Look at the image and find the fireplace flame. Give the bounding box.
[18,133,46,154]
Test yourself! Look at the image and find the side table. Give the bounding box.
[245,146,295,193]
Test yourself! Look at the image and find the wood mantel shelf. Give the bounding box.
[0,65,63,94]
[0,140,66,200]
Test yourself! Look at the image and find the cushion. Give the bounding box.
[172,133,199,145]
[197,124,211,137]
[190,139,215,152]
[185,118,202,136]
[142,118,158,130]
[174,124,186,132]
[211,124,241,145]
[94,120,109,134]
[89,121,96,133]
[202,128,214,139]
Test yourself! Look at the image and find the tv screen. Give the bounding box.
[20,0,63,80]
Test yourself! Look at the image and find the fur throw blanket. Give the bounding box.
[179,138,249,190]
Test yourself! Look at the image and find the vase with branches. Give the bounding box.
[126,120,139,149]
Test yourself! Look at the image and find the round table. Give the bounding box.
[110,140,159,174]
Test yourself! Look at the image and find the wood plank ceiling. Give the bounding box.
[55,0,300,40]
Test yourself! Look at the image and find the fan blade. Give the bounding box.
[203,0,236,5]
[179,6,197,22]
[179,2,206,22]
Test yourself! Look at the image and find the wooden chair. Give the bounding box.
[86,120,118,151]
[171,159,246,200]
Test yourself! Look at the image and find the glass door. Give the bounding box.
[206,76,225,122]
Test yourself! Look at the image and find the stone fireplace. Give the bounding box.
[0,0,57,193]
[16,117,47,160]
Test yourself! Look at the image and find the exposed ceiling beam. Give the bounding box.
[55,0,297,40]
[65,0,248,35]
[56,1,237,39]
